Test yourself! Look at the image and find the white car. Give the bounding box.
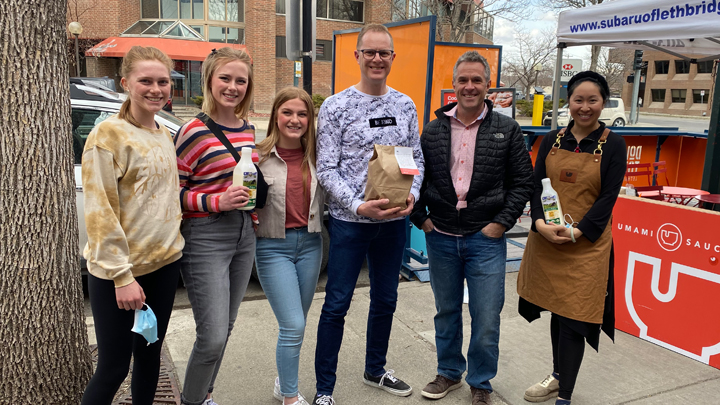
[543,97,627,127]
[71,82,183,273]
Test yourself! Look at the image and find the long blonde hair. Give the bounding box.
[201,47,254,119]
[118,46,173,128]
[257,87,317,198]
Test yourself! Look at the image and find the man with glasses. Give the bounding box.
[313,23,424,405]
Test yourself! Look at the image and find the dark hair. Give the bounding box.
[567,71,610,102]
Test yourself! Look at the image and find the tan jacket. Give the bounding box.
[82,115,184,287]
[256,146,324,238]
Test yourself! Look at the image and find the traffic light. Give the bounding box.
[633,50,644,70]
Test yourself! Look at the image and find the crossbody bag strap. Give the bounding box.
[197,112,241,163]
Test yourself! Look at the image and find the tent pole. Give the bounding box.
[551,43,565,130]
[702,61,720,201]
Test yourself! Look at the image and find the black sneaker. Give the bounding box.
[363,369,413,397]
[313,394,335,405]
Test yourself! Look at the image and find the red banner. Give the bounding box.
[613,196,720,369]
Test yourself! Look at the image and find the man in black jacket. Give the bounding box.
[410,51,533,405]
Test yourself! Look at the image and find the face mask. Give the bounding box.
[132,303,159,345]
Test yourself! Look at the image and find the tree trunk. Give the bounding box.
[0,0,93,403]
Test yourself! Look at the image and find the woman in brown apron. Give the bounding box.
[517,72,627,405]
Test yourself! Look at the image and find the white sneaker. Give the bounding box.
[202,398,219,405]
[274,377,310,405]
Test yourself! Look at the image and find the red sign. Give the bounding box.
[613,197,720,369]
[442,90,457,106]
[563,64,573,70]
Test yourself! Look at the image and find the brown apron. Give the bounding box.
[517,128,613,324]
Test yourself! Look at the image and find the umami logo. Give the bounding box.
[657,223,683,252]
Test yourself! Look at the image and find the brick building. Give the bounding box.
[68,0,494,112]
[622,50,715,117]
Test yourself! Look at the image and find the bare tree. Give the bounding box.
[543,0,605,71]
[390,0,533,43]
[503,29,557,99]
[597,47,634,95]
[66,0,100,76]
[1,0,93,402]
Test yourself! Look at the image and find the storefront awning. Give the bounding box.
[86,37,248,62]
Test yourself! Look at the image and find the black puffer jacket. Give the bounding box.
[410,100,534,235]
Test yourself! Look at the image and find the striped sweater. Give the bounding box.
[174,117,258,218]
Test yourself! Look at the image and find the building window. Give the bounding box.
[276,0,285,14]
[697,60,715,74]
[276,36,286,58]
[209,26,243,43]
[675,60,690,74]
[392,0,432,21]
[693,89,709,103]
[142,0,160,18]
[655,60,669,74]
[651,89,666,102]
[670,89,686,103]
[316,40,332,61]
[317,0,364,22]
[180,0,204,19]
[209,0,243,22]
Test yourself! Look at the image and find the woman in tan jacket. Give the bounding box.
[255,87,325,405]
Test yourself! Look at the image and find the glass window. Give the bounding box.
[209,25,225,42]
[227,27,240,43]
[316,40,333,61]
[160,0,178,18]
[651,89,666,102]
[693,89,709,103]
[605,100,619,108]
[329,0,363,21]
[675,60,690,74]
[71,109,107,164]
[276,0,286,14]
[276,36,286,58]
[180,0,191,18]
[317,0,363,22]
[697,60,714,74]
[124,20,154,35]
[655,60,669,74]
[671,89,686,103]
[165,24,183,37]
[209,0,225,20]
[142,0,159,18]
[190,25,204,36]
[227,0,239,22]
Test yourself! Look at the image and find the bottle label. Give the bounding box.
[542,195,562,225]
[243,172,257,206]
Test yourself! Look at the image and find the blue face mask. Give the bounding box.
[132,304,159,345]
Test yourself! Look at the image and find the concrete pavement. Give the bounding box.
[84,267,720,404]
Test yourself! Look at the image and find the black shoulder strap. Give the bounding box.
[197,112,241,163]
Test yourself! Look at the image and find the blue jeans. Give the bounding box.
[425,229,506,392]
[256,228,323,398]
[314,216,407,395]
[179,210,255,405]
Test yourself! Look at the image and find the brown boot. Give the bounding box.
[420,375,462,399]
[470,387,491,405]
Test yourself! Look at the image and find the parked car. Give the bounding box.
[71,82,184,274]
[543,97,627,127]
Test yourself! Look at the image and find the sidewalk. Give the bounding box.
[148,272,719,404]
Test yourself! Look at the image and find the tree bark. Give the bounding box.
[590,44,602,72]
[0,0,92,403]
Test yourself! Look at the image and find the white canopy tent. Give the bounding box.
[552,0,720,193]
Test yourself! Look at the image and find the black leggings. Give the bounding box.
[81,261,180,405]
[551,313,586,400]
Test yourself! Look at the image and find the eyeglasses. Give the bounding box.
[358,49,394,60]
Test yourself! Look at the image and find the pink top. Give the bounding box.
[434,104,487,237]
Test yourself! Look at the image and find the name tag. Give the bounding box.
[369,117,397,128]
[560,169,578,183]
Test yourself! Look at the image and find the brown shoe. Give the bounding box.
[420,375,462,399]
[470,387,492,405]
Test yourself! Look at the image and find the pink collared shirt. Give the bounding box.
[445,104,487,210]
[433,105,487,237]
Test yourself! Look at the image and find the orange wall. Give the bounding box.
[429,44,501,118]
[530,134,707,189]
[333,20,434,132]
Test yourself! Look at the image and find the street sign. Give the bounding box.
[701,90,706,96]
[558,58,583,83]
[295,61,302,78]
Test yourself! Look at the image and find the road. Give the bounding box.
[635,114,710,132]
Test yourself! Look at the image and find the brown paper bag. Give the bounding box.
[364,144,414,210]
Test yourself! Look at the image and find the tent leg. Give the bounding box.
[702,65,720,201]
[551,44,565,130]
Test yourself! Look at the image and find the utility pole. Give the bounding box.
[302,0,313,95]
[285,0,315,94]
[629,49,643,125]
